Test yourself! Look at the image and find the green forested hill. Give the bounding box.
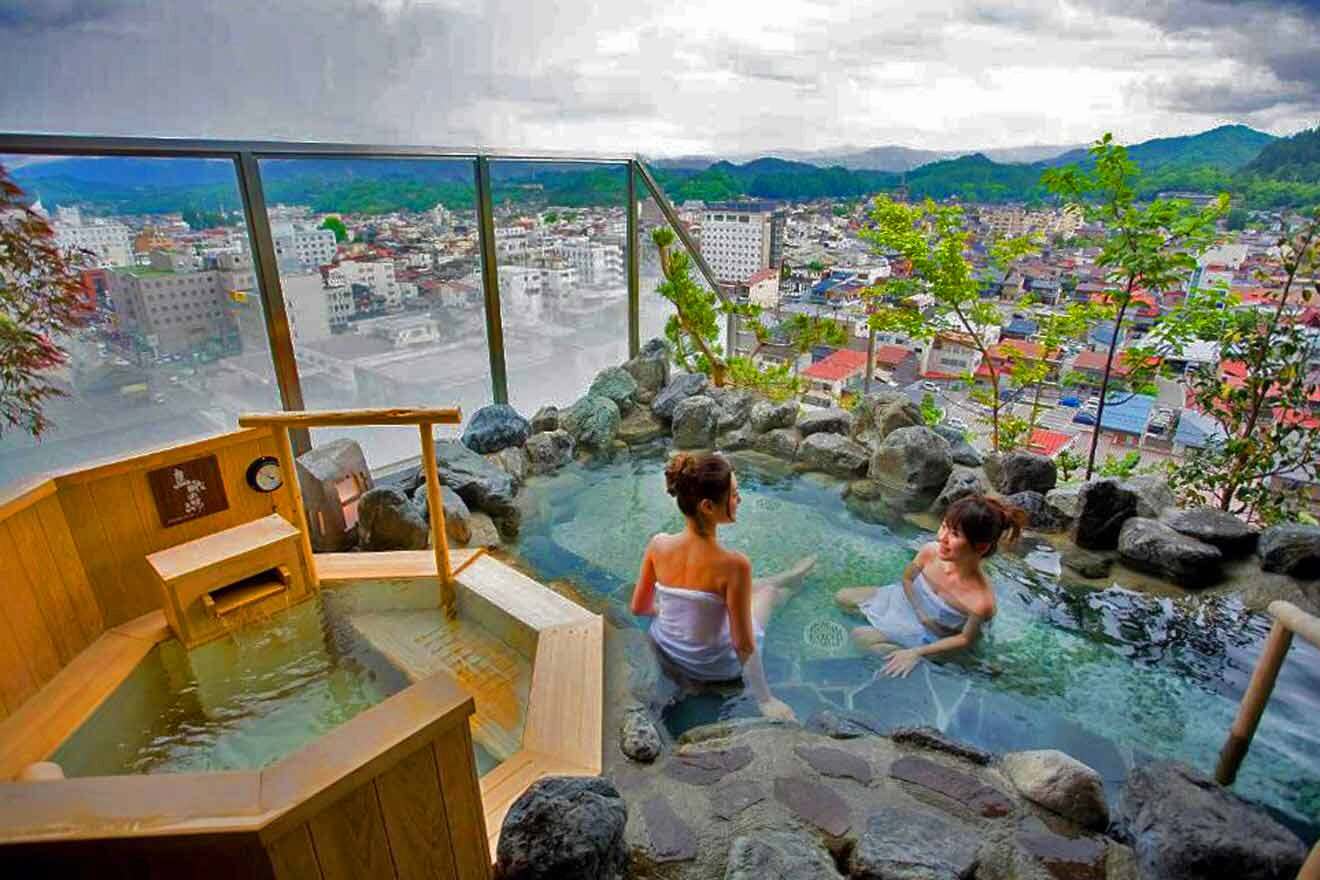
[1242,127,1320,182]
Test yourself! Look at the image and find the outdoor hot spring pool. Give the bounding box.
[512,449,1320,839]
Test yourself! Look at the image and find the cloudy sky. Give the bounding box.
[0,0,1316,156]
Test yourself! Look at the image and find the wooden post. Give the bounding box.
[418,423,455,618]
[274,425,318,589]
[1215,620,1292,785]
[1301,841,1320,880]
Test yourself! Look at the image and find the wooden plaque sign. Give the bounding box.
[147,454,230,527]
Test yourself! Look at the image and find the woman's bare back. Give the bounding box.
[647,532,748,597]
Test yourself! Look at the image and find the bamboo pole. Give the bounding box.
[273,425,318,589]
[1215,620,1293,785]
[419,423,455,618]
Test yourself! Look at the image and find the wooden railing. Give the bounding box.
[238,407,477,616]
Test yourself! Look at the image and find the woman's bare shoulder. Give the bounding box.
[969,576,997,618]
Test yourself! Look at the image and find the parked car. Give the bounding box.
[921,380,941,393]
[945,417,968,432]
[1059,396,1081,408]
[1073,411,1097,426]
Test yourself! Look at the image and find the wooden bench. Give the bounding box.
[147,514,312,649]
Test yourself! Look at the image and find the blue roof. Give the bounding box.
[1098,393,1155,436]
[1004,317,1038,336]
[1089,321,1124,346]
[812,278,839,296]
[1173,409,1225,449]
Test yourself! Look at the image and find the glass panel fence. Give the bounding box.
[0,154,281,487]
[253,156,490,470]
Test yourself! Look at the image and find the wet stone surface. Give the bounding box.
[889,755,1014,817]
[793,744,873,784]
[640,794,699,862]
[1016,824,1108,880]
[849,806,980,880]
[709,780,767,820]
[663,745,754,785]
[772,775,853,837]
[890,725,994,766]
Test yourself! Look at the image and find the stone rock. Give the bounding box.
[486,445,529,489]
[725,831,842,880]
[975,818,1114,880]
[671,395,719,450]
[1000,749,1109,830]
[888,755,1013,817]
[850,391,923,447]
[1005,490,1068,532]
[589,366,640,413]
[617,407,666,445]
[932,423,966,444]
[793,744,872,784]
[652,372,708,421]
[933,467,987,517]
[717,427,755,452]
[1118,517,1223,588]
[530,404,559,434]
[462,403,531,454]
[1061,547,1113,579]
[754,427,802,460]
[750,399,799,433]
[849,807,979,880]
[889,726,993,765]
[1163,507,1259,558]
[1046,484,1085,520]
[842,478,902,526]
[620,707,662,763]
[1073,480,1138,551]
[432,440,520,538]
[466,511,501,548]
[950,440,984,467]
[561,395,622,452]
[494,776,628,880]
[524,430,574,475]
[1257,523,1320,579]
[639,795,698,863]
[805,709,888,740]
[411,483,472,545]
[716,390,756,432]
[986,451,1058,496]
[1119,475,1175,519]
[772,775,852,837]
[624,337,671,402]
[797,408,852,437]
[797,432,870,478]
[663,745,754,785]
[358,487,430,551]
[710,781,766,820]
[870,426,954,512]
[1117,761,1305,880]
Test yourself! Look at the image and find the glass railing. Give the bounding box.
[0,135,712,486]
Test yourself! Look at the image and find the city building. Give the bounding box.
[741,267,781,308]
[802,348,869,406]
[871,344,919,387]
[272,223,337,271]
[557,237,624,288]
[921,331,985,381]
[53,205,133,267]
[701,200,786,283]
[108,251,255,356]
[328,259,402,309]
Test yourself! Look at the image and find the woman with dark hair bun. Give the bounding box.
[630,452,815,721]
[836,495,1025,678]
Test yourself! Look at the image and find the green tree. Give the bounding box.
[542,211,559,225]
[1001,302,1107,451]
[1162,211,1320,522]
[319,215,349,243]
[920,393,942,426]
[1056,448,1084,481]
[1098,451,1142,478]
[1042,134,1227,478]
[0,166,91,438]
[1225,206,1248,231]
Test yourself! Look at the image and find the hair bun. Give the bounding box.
[665,453,696,497]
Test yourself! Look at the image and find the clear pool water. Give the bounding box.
[54,580,521,778]
[512,450,1320,839]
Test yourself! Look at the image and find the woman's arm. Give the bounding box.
[725,556,793,720]
[900,543,941,632]
[629,538,659,617]
[882,613,985,678]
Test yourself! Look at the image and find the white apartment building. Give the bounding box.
[744,267,781,308]
[328,259,402,309]
[272,224,337,271]
[279,273,338,343]
[494,226,529,258]
[700,201,786,284]
[53,206,133,267]
[109,252,256,355]
[557,237,623,288]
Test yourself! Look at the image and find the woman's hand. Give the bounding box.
[759,697,797,722]
[882,648,922,678]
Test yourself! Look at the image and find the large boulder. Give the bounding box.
[432,440,520,537]
[530,405,559,434]
[411,483,472,545]
[933,467,987,517]
[561,395,622,452]
[849,806,980,880]
[671,395,719,449]
[589,366,639,414]
[715,390,755,432]
[1045,483,1085,520]
[486,445,529,489]
[1000,749,1109,831]
[869,426,953,512]
[950,440,984,467]
[525,430,574,475]
[1062,547,1113,579]
[652,372,708,421]
[358,486,429,551]
[797,408,852,437]
[797,432,870,478]
[1117,761,1305,880]
[617,408,667,445]
[1072,479,1138,551]
[494,776,629,880]
[623,337,671,403]
[1118,517,1223,588]
[725,831,842,880]
[1163,507,1259,558]
[750,399,798,433]
[1120,475,1176,519]
[985,451,1058,496]
[1257,523,1320,579]
[461,403,531,454]
[1005,490,1068,532]
[717,426,755,452]
[754,427,802,460]
[850,391,923,447]
[620,706,662,763]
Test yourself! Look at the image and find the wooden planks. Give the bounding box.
[317,549,478,582]
[268,827,321,880]
[456,554,595,633]
[239,407,462,428]
[376,743,459,880]
[434,723,491,880]
[305,784,396,880]
[522,618,604,774]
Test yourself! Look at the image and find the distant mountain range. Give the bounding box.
[655,142,1089,173]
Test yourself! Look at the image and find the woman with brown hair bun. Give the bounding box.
[630,451,815,721]
[836,494,1025,678]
